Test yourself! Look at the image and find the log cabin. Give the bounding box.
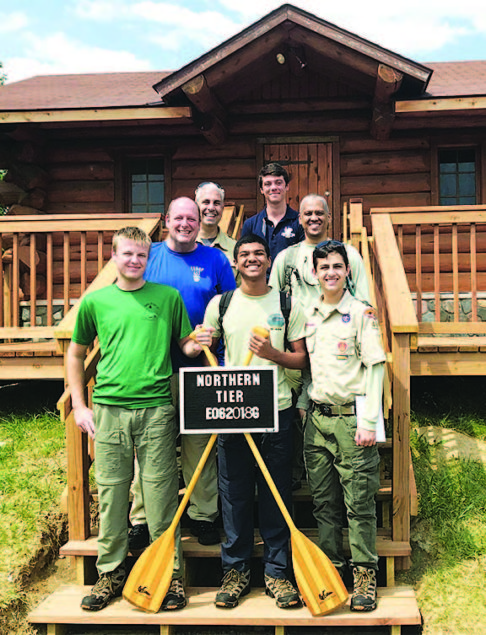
[2,3,485,633]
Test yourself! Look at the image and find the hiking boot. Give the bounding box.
[161,577,186,610]
[190,519,220,545]
[81,564,126,611]
[128,523,150,551]
[350,566,377,612]
[264,574,301,609]
[215,569,251,608]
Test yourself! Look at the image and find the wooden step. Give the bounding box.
[0,340,60,356]
[0,354,64,379]
[29,584,421,634]
[415,335,486,352]
[61,530,411,560]
[61,530,410,588]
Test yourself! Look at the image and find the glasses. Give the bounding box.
[195,182,225,196]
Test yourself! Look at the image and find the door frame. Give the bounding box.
[256,135,341,238]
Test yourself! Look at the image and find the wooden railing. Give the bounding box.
[0,213,161,336]
[371,205,486,349]
[370,203,486,563]
[220,203,245,240]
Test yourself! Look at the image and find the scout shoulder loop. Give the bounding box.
[218,289,292,349]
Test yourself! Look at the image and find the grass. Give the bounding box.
[396,376,486,633]
[0,381,66,628]
[2,375,486,634]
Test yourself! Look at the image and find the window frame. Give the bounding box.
[115,153,171,217]
[432,142,482,206]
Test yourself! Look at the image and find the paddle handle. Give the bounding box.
[242,326,270,366]
[190,329,218,367]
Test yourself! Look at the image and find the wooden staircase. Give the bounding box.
[29,474,421,635]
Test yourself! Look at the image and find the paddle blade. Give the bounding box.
[291,529,348,616]
[123,530,175,613]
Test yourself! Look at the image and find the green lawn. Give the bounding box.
[398,376,486,634]
[0,381,66,631]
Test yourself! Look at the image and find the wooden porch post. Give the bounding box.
[392,332,411,569]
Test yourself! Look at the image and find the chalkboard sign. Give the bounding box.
[180,366,278,434]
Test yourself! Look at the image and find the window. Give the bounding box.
[438,148,476,205]
[127,158,165,214]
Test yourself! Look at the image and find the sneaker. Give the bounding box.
[190,519,220,546]
[128,523,150,551]
[350,566,377,612]
[264,574,301,609]
[161,577,186,610]
[81,564,126,611]
[215,569,251,608]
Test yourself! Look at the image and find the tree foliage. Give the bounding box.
[0,61,6,85]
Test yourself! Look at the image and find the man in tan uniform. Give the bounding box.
[270,194,371,488]
[195,181,237,276]
[304,239,385,612]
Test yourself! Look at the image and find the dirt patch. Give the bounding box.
[1,513,69,635]
[416,426,486,464]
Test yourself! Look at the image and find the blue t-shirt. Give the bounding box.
[144,242,236,369]
[241,205,304,266]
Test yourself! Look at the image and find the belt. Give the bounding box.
[310,400,355,417]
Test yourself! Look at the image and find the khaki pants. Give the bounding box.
[94,403,182,576]
[304,408,380,572]
[130,375,218,525]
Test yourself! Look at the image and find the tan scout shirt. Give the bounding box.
[270,241,371,308]
[197,227,237,276]
[306,290,385,430]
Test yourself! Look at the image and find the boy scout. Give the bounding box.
[67,226,203,611]
[303,240,385,612]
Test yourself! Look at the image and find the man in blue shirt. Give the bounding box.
[129,197,236,551]
[241,163,304,267]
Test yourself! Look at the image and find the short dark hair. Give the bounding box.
[312,239,349,270]
[234,233,270,260]
[258,162,290,188]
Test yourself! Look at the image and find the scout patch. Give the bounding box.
[342,313,351,323]
[364,307,377,319]
[268,313,285,328]
[364,307,379,329]
[281,227,295,239]
[337,340,349,359]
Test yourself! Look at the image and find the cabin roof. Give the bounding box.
[0,71,170,111]
[425,61,486,97]
[1,61,484,113]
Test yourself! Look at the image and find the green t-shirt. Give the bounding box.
[72,282,192,408]
[204,287,306,411]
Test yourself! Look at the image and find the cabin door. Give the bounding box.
[260,140,335,230]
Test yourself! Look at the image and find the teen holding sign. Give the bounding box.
[202,233,307,610]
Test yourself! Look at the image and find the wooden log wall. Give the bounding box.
[340,136,432,225]
[45,147,116,214]
[171,138,258,217]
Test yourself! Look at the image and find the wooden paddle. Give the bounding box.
[123,330,219,612]
[123,432,217,612]
[242,327,349,616]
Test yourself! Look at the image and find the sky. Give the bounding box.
[2,0,486,84]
